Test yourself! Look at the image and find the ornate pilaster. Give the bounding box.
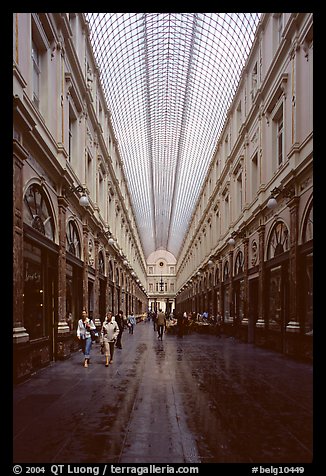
[256,225,266,328]
[93,237,100,326]
[286,196,300,333]
[82,224,89,311]
[13,140,29,343]
[57,196,70,336]
[105,250,111,313]
[242,238,249,326]
[229,249,234,322]
[218,258,223,315]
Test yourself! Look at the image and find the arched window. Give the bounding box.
[108,261,114,280]
[66,220,81,258]
[215,268,219,286]
[24,184,55,240]
[303,202,313,243]
[223,261,229,281]
[99,250,105,275]
[234,250,244,275]
[267,221,289,259]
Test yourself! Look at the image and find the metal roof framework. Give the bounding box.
[85,13,261,259]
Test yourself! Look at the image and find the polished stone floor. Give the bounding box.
[13,321,313,464]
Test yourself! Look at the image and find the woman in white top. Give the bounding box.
[101,311,120,366]
[76,310,96,367]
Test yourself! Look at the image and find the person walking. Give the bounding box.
[127,313,136,334]
[115,310,125,349]
[76,309,96,367]
[157,309,166,340]
[152,311,157,332]
[101,311,120,366]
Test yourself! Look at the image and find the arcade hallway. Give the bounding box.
[13,321,313,464]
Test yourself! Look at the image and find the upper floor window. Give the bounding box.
[277,14,284,43]
[251,153,258,199]
[31,40,40,108]
[277,114,284,166]
[236,172,243,214]
[251,62,258,100]
[224,194,229,230]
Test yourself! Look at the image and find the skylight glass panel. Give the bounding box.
[85,12,261,258]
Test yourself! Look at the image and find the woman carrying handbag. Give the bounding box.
[76,310,96,367]
[101,311,120,366]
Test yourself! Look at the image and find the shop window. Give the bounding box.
[23,242,45,340]
[268,266,283,330]
[303,253,313,335]
[302,202,313,335]
[24,184,55,241]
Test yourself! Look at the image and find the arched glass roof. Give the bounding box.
[85,13,261,259]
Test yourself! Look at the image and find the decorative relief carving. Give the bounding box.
[251,240,258,266]
[88,238,94,266]
[299,177,311,192]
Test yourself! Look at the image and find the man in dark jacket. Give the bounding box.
[157,309,166,340]
[115,310,124,349]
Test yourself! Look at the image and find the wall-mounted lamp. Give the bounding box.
[123,259,128,266]
[64,185,89,207]
[208,259,214,268]
[228,232,236,246]
[105,231,115,245]
[267,186,295,210]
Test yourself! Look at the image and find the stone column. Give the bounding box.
[93,237,100,327]
[82,224,89,311]
[256,225,266,328]
[56,196,70,358]
[218,258,223,315]
[228,249,234,323]
[105,250,111,313]
[13,140,29,343]
[286,196,300,332]
[242,237,249,327]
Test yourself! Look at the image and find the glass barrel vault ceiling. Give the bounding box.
[85,13,261,259]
